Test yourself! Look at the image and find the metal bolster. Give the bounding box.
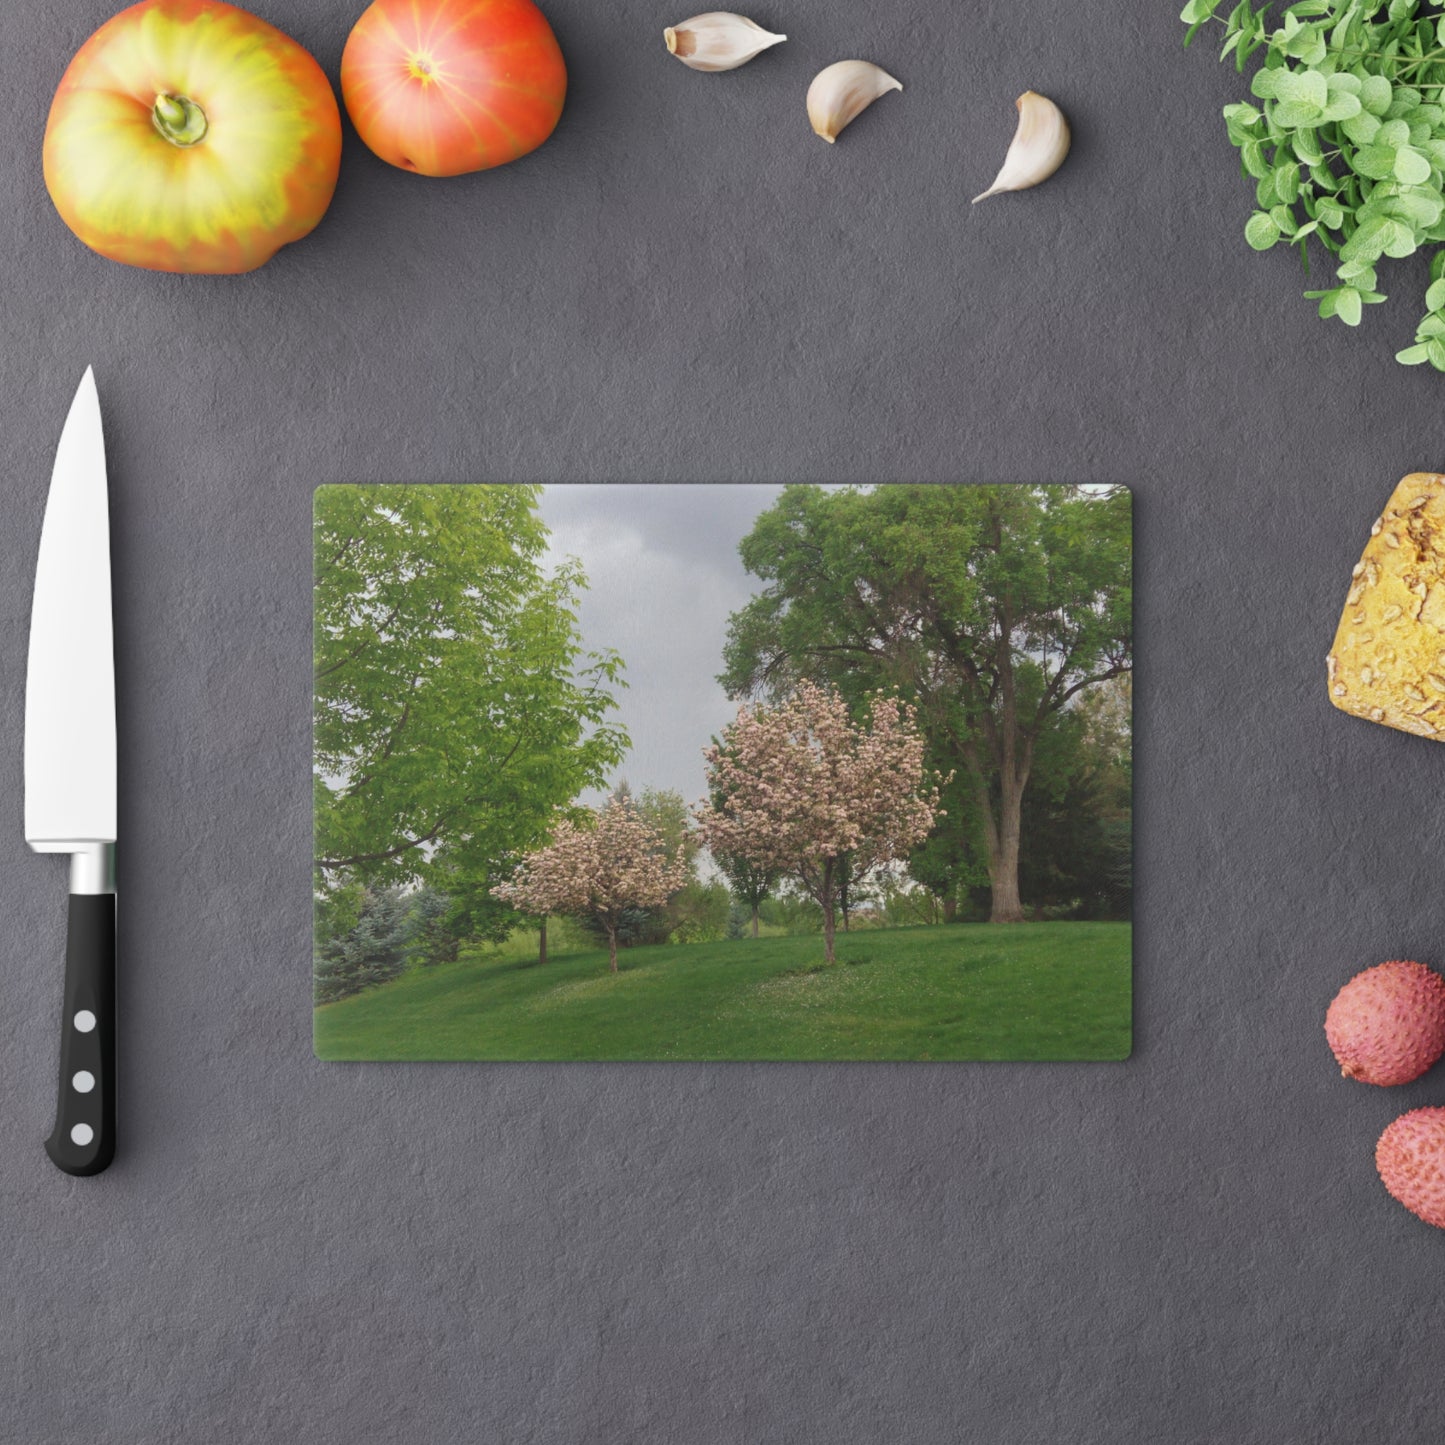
[69,842,115,895]
[29,841,116,895]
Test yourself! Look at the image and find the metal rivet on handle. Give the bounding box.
[72,1071,95,1093]
[70,1123,93,1146]
[73,1010,96,1033]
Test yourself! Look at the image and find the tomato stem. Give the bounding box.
[152,93,207,147]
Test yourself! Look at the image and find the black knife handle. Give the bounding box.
[44,894,115,1176]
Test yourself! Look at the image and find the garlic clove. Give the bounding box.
[806,60,902,144]
[972,91,1071,202]
[664,13,786,72]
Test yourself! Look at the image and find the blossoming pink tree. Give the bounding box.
[697,680,940,964]
[492,796,690,973]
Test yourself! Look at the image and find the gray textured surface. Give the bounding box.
[4,0,1445,1439]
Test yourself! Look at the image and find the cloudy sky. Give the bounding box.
[537,484,785,810]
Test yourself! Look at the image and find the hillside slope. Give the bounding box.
[315,923,1132,1062]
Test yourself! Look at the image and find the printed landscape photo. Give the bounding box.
[313,483,1133,1061]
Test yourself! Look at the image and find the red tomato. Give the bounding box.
[340,0,566,177]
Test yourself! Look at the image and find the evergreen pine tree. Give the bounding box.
[314,886,416,1004]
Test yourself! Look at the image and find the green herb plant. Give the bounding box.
[1183,0,1445,369]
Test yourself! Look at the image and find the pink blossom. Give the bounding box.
[696,681,939,963]
[493,796,690,973]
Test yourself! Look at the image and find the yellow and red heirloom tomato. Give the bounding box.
[341,0,567,177]
[44,0,342,274]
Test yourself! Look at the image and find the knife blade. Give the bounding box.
[24,367,117,1177]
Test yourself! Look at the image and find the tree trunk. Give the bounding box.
[751,905,759,938]
[970,580,1031,926]
[989,773,1026,923]
[821,857,837,964]
[538,916,547,966]
[607,926,619,973]
[943,896,957,924]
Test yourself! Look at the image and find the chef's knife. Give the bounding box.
[25,368,117,1177]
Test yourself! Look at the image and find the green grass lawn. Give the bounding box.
[314,922,1131,1062]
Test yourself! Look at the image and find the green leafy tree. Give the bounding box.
[1027,677,1131,918]
[629,785,699,871]
[1017,713,1114,917]
[1064,675,1132,920]
[910,675,1133,920]
[759,886,823,936]
[877,871,946,927]
[720,485,1131,923]
[313,486,629,932]
[907,770,990,922]
[714,851,778,938]
[667,879,733,943]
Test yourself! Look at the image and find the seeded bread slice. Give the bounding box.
[1328,472,1445,739]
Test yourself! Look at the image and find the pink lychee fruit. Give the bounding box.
[1377,1108,1445,1229]
[1324,959,1445,1086]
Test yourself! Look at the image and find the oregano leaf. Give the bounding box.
[1274,161,1302,201]
[1245,211,1282,249]
[1342,111,1382,145]
[1355,143,1400,179]
[1360,74,1393,115]
[1394,145,1434,183]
